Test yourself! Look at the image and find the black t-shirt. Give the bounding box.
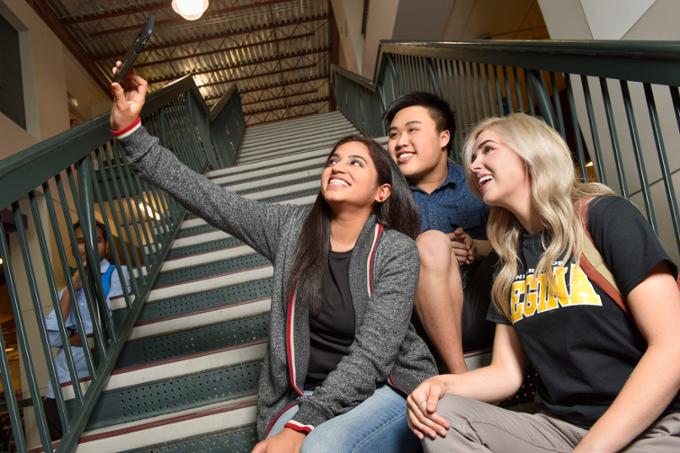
[489,196,679,428]
[305,249,356,389]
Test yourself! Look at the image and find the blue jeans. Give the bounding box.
[268,386,421,453]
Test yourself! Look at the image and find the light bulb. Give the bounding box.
[171,0,209,21]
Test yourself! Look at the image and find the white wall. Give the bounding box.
[0,0,109,161]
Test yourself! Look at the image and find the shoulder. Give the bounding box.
[586,195,645,231]
[377,229,418,262]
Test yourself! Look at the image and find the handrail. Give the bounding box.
[0,75,244,452]
[332,39,680,260]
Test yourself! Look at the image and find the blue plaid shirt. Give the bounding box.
[411,161,489,239]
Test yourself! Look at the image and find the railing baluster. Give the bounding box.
[550,72,567,138]
[90,153,134,312]
[476,63,489,119]
[580,75,606,183]
[0,222,41,451]
[493,65,505,116]
[643,83,680,255]
[599,77,629,196]
[565,75,589,182]
[100,144,146,293]
[43,180,97,388]
[504,66,515,114]
[485,64,497,118]
[9,203,59,449]
[0,318,27,452]
[54,175,98,378]
[619,80,657,230]
[512,67,524,112]
[94,145,140,299]
[29,190,85,417]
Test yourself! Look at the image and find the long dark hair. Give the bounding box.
[289,135,420,312]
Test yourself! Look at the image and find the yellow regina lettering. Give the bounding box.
[511,263,603,322]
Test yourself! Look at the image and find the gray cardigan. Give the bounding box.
[120,127,437,439]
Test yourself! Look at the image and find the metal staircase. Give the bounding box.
[63,111,358,452]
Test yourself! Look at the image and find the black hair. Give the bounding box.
[73,220,108,242]
[383,91,456,150]
[289,135,420,313]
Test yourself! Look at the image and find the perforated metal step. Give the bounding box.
[239,175,320,195]
[155,254,270,286]
[120,425,257,453]
[80,360,262,431]
[166,236,243,259]
[117,313,269,369]
[176,223,221,238]
[262,188,318,204]
[136,278,272,324]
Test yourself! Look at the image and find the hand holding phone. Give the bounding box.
[113,16,154,84]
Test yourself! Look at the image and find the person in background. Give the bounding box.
[44,221,128,440]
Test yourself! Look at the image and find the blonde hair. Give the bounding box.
[461,113,614,319]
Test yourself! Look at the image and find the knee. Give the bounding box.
[435,394,479,423]
[416,231,455,270]
[302,427,343,453]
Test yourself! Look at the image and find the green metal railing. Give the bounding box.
[0,75,244,452]
[332,40,680,260]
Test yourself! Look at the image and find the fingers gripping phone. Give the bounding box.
[113,16,155,83]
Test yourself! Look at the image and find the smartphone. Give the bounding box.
[113,15,155,83]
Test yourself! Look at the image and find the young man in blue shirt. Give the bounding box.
[43,221,128,439]
[385,92,494,373]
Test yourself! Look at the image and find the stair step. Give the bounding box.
[161,244,255,272]
[135,279,272,324]
[67,341,265,430]
[166,236,243,259]
[177,193,316,234]
[118,311,269,369]
[154,253,269,286]
[119,424,257,453]
[76,397,257,453]
[206,147,330,179]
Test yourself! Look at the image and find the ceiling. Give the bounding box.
[27,0,334,126]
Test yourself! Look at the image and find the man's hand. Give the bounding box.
[407,376,451,440]
[448,228,475,265]
[71,269,84,290]
[251,428,305,453]
[110,61,148,131]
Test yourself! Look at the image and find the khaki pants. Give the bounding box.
[424,394,680,452]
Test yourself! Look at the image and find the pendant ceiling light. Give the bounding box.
[171,0,209,21]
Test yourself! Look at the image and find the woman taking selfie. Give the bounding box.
[407,113,680,452]
[110,68,435,453]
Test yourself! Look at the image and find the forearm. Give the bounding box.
[58,290,72,323]
[576,345,680,452]
[442,361,523,403]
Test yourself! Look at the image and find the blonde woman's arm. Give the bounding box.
[574,263,680,453]
[406,323,527,440]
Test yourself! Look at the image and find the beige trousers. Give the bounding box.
[424,394,680,452]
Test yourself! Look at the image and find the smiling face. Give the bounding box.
[74,225,109,266]
[387,106,450,184]
[320,141,391,210]
[469,128,532,212]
